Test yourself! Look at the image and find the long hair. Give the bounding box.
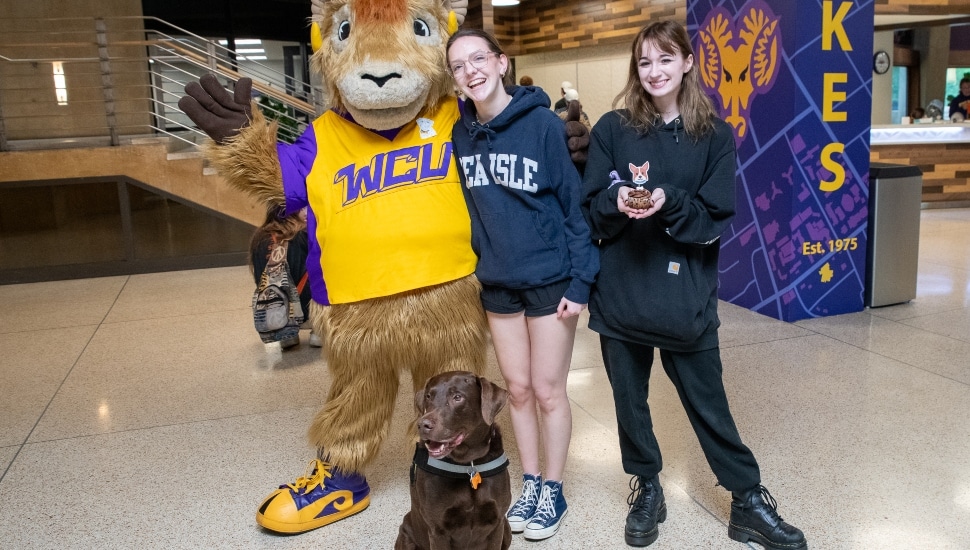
[445,28,514,88]
[613,21,717,139]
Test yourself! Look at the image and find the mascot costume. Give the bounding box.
[179,0,588,535]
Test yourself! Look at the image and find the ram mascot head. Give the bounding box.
[696,2,781,144]
[308,0,467,131]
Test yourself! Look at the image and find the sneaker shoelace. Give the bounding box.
[509,478,540,518]
[531,484,559,523]
[627,475,655,513]
[285,459,333,494]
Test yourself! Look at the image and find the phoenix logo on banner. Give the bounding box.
[696,1,781,144]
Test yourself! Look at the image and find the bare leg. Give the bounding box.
[526,313,578,481]
[488,311,541,475]
[489,311,578,479]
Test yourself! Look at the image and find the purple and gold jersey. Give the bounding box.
[279,98,475,304]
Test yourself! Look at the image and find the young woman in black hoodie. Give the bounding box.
[581,21,806,550]
[446,28,599,541]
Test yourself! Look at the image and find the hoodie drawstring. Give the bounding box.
[654,113,680,143]
[469,121,497,149]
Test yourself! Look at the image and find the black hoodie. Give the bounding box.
[581,110,736,351]
[453,85,599,304]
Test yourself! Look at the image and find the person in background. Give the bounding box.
[581,20,806,550]
[557,88,592,131]
[447,28,599,542]
[250,206,321,349]
[553,80,573,111]
[949,77,970,120]
[519,75,534,86]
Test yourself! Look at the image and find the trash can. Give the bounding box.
[866,162,922,307]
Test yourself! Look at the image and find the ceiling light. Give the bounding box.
[218,39,263,46]
[492,0,520,6]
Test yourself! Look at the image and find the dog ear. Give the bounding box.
[414,388,426,416]
[478,377,509,425]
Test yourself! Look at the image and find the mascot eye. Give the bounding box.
[413,18,431,37]
[739,67,749,82]
[724,69,733,83]
[337,20,351,41]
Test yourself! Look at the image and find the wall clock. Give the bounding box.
[873,50,891,75]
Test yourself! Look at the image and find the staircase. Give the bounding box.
[0,15,322,226]
[0,137,265,225]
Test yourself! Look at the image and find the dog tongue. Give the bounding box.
[426,433,465,458]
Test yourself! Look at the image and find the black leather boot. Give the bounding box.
[728,485,807,549]
[624,474,667,547]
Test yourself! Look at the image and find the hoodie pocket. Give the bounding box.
[475,211,563,285]
[595,242,708,342]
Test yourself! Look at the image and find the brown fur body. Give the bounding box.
[309,276,486,472]
[396,372,512,550]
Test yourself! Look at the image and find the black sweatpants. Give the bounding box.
[600,334,760,492]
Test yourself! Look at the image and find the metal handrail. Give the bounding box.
[0,15,322,152]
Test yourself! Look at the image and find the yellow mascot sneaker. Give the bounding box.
[256,459,371,534]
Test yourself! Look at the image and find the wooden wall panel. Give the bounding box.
[874,0,970,16]
[491,0,685,56]
[475,0,970,56]
[871,144,970,203]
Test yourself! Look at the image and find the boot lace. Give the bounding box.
[508,477,541,519]
[285,459,333,494]
[627,475,655,513]
[754,485,784,522]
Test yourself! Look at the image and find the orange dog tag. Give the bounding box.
[470,471,482,489]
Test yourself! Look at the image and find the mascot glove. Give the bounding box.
[178,74,254,144]
[564,100,589,166]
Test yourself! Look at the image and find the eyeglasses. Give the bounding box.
[449,51,497,77]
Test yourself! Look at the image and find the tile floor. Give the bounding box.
[1,208,968,549]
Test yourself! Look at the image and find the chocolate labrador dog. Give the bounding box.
[395,371,512,550]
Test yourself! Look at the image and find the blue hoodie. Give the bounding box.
[452,85,599,304]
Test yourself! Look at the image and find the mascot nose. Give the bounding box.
[362,73,402,87]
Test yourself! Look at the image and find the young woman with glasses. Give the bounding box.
[445,28,599,541]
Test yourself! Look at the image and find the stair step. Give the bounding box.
[167,151,204,161]
[128,136,171,145]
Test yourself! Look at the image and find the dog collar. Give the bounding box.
[412,444,509,489]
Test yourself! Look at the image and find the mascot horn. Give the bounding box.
[178,0,587,535]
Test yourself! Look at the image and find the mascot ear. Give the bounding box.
[448,0,468,34]
[310,22,323,53]
[310,0,326,52]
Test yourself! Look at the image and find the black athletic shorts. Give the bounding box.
[480,279,569,317]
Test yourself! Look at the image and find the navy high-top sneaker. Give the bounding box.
[507,473,542,533]
[524,479,568,540]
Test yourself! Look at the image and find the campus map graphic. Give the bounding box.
[688,0,874,321]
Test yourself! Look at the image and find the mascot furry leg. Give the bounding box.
[256,278,487,534]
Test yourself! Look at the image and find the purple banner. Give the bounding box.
[689,0,874,321]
